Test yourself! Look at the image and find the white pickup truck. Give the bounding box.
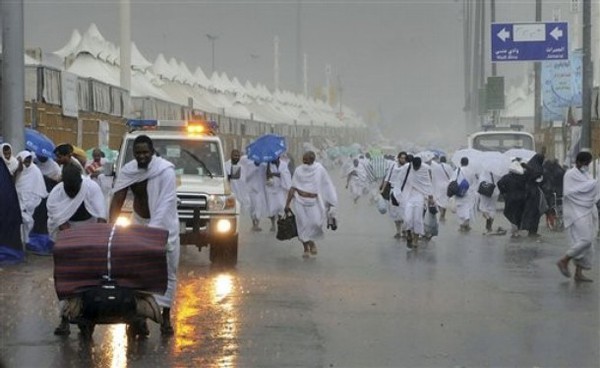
[110,119,240,266]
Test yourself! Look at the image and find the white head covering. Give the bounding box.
[15,150,48,212]
[509,158,525,175]
[1,143,19,175]
[36,157,62,182]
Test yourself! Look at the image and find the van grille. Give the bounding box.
[177,193,208,222]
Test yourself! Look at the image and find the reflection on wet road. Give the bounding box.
[173,272,238,367]
[0,171,598,367]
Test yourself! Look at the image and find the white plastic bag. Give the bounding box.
[376,196,388,214]
[423,209,439,237]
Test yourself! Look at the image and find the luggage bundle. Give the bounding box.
[53,223,168,300]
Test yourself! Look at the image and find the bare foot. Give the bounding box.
[556,259,571,278]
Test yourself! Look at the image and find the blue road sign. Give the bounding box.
[491,22,568,62]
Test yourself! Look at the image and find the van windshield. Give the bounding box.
[470,133,534,153]
[123,139,224,177]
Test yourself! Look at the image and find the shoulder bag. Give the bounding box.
[447,168,460,197]
[380,163,394,200]
[477,172,496,197]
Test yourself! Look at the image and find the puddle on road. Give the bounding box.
[173,271,239,367]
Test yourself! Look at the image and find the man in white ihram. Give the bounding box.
[284,151,338,258]
[48,163,107,336]
[243,158,269,231]
[110,135,179,336]
[454,157,478,232]
[265,156,292,231]
[556,151,599,283]
[430,156,452,221]
[224,149,249,214]
[402,156,433,249]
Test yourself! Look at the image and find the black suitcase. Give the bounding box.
[80,282,137,324]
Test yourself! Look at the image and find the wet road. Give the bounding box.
[1,174,599,368]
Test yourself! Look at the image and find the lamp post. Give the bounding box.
[206,33,219,74]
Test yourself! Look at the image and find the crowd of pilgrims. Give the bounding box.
[333,150,567,250]
[1,142,110,254]
[0,140,575,256]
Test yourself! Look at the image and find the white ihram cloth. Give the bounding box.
[403,163,432,235]
[454,165,478,223]
[112,156,179,251]
[291,162,338,242]
[243,158,268,221]
[47,177,106,240]
[133,213,180,308]
[225,159,250,212]
[1,143,19,176]
[562,167,600,269]
[112,156,179,308]
[265,161,292,217]
[477,171,499,218]
[346,164,369,200]
[389,163,410,222]
[15,151,48,243]
[36,158,61,182]
[430,161,452,208]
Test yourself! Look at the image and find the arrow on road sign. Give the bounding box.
[550,26,563,40]
[497,28,511,42]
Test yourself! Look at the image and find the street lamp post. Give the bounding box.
[206,34,219,74]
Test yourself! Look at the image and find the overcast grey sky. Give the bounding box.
[23,0,566,147]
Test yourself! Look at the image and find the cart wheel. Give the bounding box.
[78,322,95,340]
[126,318,149,339]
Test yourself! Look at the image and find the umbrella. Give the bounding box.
[416,150,436,163]
[86,146,118,162]
[480,151,511,177]
[246,134,287,163]
[25,128,55,159]
[503,148,536,162]
[428,148,447,158]
[451,148,484,174]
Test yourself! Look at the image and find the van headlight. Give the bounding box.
[207,195,236,211]
[215,219,232,233]
[115,215,131,227]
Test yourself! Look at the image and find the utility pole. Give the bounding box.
[491,0,497,77]
[470,0,482,132]
[295,0,303,93]
[325,64,332,106]
[581,0,593,150]
[119,0,131,116]
[274,36,280,91]
[463,0,472,113]
[337,75,343,116]
[303,53,308,97]
[1,0,25,150]
[534,0,542,133]
[206,34,218,74]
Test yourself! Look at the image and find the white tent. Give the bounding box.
[53,29,82,59]
[130,42,152,71]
